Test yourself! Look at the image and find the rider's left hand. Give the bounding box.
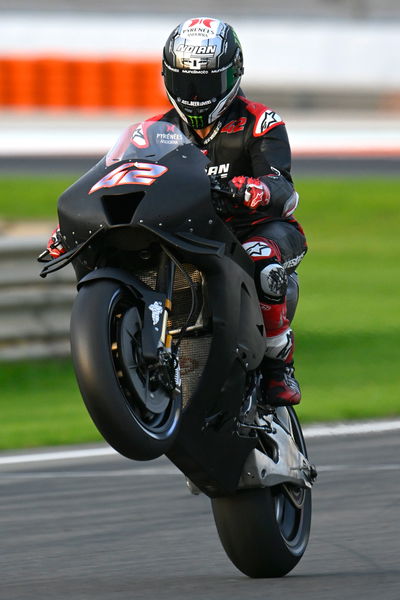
[47,226,65,258]
[229,176,271,210]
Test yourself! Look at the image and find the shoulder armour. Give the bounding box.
[237,96,284,137]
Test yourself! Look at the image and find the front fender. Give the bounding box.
[78,267,166,363]
[77,266,151,295]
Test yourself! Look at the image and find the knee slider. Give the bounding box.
[260,262,288,300]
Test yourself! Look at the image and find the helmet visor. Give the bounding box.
[163,63,236,104]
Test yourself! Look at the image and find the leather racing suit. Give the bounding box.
[152,94,307,405]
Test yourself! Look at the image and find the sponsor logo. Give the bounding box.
[187,115,205,129]
[180,98,212,107]
[181,57,210,69]
[255,110,282,135]
[89,162,168,194]
[131,124,148,147]
[156,132,184,144]
[260,303,271,312]
[247,189,264,208]
[221,117,247,134]
[175,68,208,75]
[181,18,219,39]
[207,163,230,178]
[187,18,215,29]
[149,301,163,327]
[177,44,216,55]
[283,250,306,270]
[201,120,222,145]
[242,241,273,258]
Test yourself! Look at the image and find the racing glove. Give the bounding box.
[228,176,271,210]
[47,226,65,258]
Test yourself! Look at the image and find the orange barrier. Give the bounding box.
[37,58,71,108]
[0,56,170,111]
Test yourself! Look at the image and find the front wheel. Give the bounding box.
[70,279,181,460]
[211,408,311,577]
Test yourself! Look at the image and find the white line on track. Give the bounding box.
[303,419,400,438]
[317,464,400,472]
[0,447,117,466]
[1,465,399,483]
[0,419,399,467]
[0,468,180,479]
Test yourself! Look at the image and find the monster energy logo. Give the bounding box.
[188,115,205,129]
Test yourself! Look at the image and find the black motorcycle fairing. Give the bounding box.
[57,143,211,254]
[58,144,217,279]
[166,251,266,496]
[54,120,267,496]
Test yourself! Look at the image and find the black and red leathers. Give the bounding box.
[153,97,300,224]
[152,94,307,406]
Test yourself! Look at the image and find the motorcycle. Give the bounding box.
[39,119,317,578]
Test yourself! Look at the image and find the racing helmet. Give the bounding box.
[162,17,244,129]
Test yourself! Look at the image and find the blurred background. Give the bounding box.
[1,0,399,449]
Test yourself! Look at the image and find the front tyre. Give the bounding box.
[70,279,181,460]
[211,408,311,577]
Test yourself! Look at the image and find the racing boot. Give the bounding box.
[259,302,301,406]
[254,258,301,407]
[261,350,301,407]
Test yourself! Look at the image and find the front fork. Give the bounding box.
[155,252,181,393]
[156,251,176,348]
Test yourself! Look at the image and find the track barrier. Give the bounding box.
[0,57,170,111]
[0,237,75,361]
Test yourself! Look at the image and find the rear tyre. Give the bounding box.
[70,279,181,460]
[211,408,311,577]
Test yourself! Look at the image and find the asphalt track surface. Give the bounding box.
[0,428,399,600]
[7,156,400,177]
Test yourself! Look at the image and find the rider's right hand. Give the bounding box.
[228,176,271,210]
[47,226,66,258]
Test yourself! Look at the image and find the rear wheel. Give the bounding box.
[211,408,311,577]
[70,279,181,460]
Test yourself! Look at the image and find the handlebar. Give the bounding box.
[209,175,247,218]
[209,175,236,199]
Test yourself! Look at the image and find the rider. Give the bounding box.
[48,17,307,407]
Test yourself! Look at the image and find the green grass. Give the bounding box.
[0,176,78,220]
[0,359,101,450]
[1,175,400,449]
[294,177,400,423]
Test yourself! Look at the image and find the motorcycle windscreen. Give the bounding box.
[106,120,191,166]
